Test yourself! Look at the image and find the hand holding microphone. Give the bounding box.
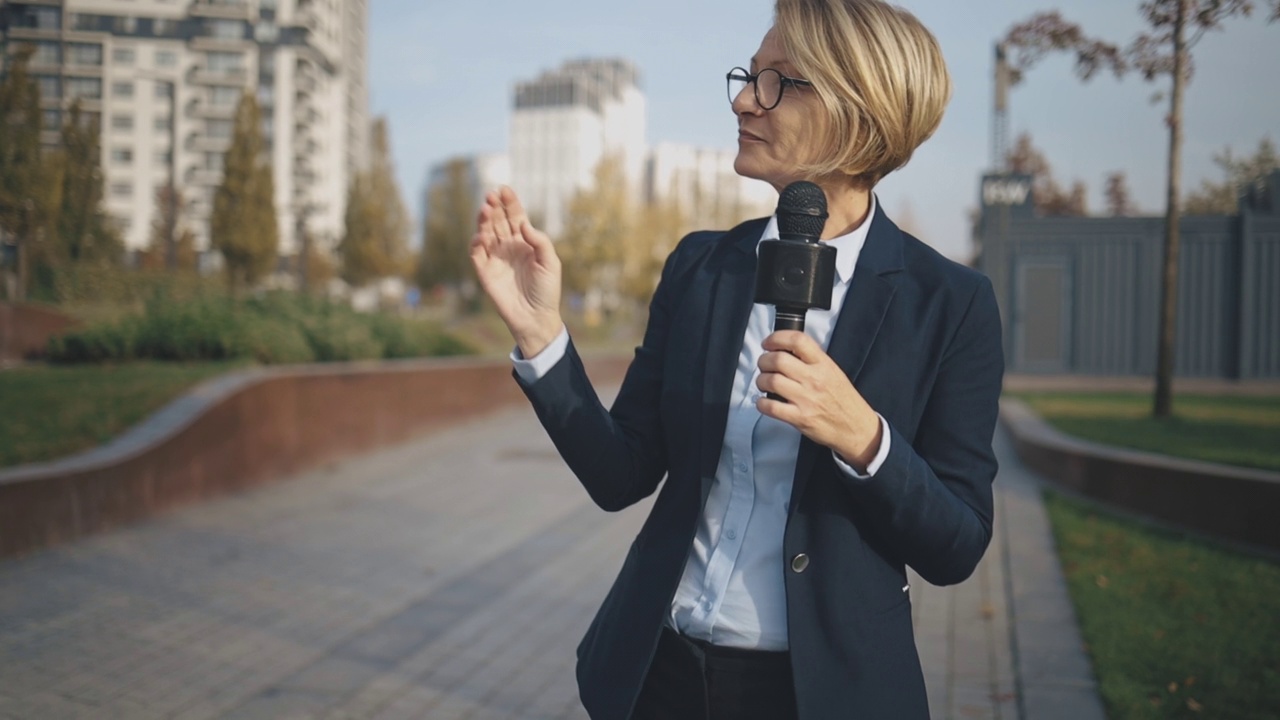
[754,181,837,400]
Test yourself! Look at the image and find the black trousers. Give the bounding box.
[630,626,799,720]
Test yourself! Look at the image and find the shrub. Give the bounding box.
[46,291,473,365]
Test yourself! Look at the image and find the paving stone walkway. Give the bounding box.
[0,400,1105,719]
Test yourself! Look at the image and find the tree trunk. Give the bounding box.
[1153,0,1187,418]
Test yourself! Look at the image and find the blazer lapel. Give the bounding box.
[790,205,905,507]
[698,219,768,487]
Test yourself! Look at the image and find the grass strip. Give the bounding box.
[1012,392,1280,472]
[1046,492,1280,720]
[0,361,244,469]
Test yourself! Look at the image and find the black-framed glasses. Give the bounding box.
[726,66,813,110]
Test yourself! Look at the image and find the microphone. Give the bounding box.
[754,181,837,400]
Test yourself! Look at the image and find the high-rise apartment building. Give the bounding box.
[0,0,370,257]
[509,58,646,236]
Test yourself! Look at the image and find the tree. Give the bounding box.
[0,47,62,301]
[1005,133,1088,216]
[417,157,477,298]
[338,118,409,287]
[143,185,197,271]
[55,103,122,267]
[1105,171,1137,216]
[1003,0,1280,418]
[211,92,278,291]
[620,197,685,308]
[1184,136,1278,213]
[560,155,633,324]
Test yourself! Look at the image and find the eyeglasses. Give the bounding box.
[726,67,813,111]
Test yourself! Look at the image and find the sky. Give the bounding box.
[369,0,1280,261]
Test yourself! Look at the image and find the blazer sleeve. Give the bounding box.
[840,276,1005,586]
[514,233,705,512]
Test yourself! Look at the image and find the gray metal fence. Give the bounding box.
[976,171,1280,379]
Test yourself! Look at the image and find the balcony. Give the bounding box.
[189,0,251,20]
[186,99,236,120]
[190,35,253,53]
[187,67,248,86]
[185,167,225,186]
[185,133,232,153]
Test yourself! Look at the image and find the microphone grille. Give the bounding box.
[777,181,828,239]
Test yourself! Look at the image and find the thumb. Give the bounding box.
[522,221,559,267]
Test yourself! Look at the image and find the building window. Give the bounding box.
[111,147,134,165]
[114,17,138,34]
[155,150,172,166]
[156,50,178,67]
[36,76,61,101]
[113,47,136,65]
[25,42,62,66]
[67,78,103,101]
[205,152,225,172]
[205,52,242,74]
[27,7,62,31]
[111,114,134,131]
[206,119,233,139]
[111,182,133,198]
[210,86,240,107]
[155,82,173,99]
[42,109,62,130]
[67,43,104,67]
[112,81,134,99]
[154,116,172,131]
[207,19,243,40]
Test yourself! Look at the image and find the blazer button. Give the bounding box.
[791,553,810,573]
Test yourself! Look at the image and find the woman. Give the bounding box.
[470,1,1004,718]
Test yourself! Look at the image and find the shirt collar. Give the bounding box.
[758,194,877,285]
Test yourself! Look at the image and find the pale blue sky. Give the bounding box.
[369,0,1279,261]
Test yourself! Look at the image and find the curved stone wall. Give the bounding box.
[0,355,630,558]
[1000,398,1280,552]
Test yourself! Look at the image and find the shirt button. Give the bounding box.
[736,462,748,473]
[791,553,810,573]
[725,529,737,540]
[702,599,713,611]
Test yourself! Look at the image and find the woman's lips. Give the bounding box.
[738,129,765,143]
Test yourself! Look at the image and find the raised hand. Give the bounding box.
[470,186,564,358]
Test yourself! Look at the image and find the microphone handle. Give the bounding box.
[767,307,807,401]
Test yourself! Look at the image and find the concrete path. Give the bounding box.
[0,402,1105,719]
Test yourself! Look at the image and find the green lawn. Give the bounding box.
[1046,492,1280,720]
[0,362,245,469]
[1012,392,1280,472]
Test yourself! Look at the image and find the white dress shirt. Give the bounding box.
[513,198,890,651]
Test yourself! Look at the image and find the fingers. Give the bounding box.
[485,190,516,245]
[499,186,531,233]
[762,330,823,364]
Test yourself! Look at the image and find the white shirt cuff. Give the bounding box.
[510,326,570,383]
[833,414,892,479]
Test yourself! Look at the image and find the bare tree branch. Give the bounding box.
[1003,11,1127,83]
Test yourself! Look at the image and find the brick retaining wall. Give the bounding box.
[0,355,631,558]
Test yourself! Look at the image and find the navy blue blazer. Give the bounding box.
[517,206,1005,720]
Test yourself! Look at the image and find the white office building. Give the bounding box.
[1,0,370,257]
[509,58,646,236]
[646,142,777,228]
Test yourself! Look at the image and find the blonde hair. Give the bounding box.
[774,0,951,186]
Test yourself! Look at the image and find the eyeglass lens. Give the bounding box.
[727,68,785,109]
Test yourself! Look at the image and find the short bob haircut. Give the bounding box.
[774,0,951,186]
